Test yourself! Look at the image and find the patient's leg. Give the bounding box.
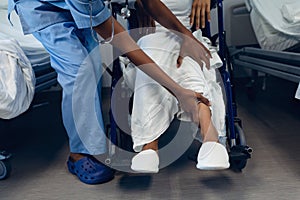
[140,102,218,152]
[196,103,230,170]
[197,103,219,143]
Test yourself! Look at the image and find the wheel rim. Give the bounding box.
[0,161,7,179]
[234,124,246,146]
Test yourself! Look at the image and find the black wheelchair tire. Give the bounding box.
[229,123,249,171]
[0,160,11,180]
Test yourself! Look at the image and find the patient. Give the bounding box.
[125,0,230,172]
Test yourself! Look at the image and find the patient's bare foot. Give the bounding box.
[142,139,158,151]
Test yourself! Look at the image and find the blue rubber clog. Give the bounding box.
[67,155,114,184]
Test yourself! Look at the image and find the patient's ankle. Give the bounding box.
[142,140,158,151]
[202,134,218,143]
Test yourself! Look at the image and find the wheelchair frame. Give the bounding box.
[107,0,252,172]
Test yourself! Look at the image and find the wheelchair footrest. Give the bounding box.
[229,145,252,159]
[229,145,252,171]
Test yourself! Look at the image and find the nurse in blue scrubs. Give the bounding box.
[8,0,211,184]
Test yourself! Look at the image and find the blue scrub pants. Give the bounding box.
[15,2,108,155]
[34,25,107,155]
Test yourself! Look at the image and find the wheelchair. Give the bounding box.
[106,0,252,172]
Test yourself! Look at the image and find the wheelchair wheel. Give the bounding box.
[0,160,11,180]
[229,123,252,172]
[234,123,246,146]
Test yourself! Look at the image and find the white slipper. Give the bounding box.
[196,141,230,170]
[131,149,159,173]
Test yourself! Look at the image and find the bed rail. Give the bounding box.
[231,47,300,83]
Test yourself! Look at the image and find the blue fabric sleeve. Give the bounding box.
[65,0,111,29]
[9,0,112,34]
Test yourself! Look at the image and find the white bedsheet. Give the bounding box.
[295,84,300,100]
[0,39,35,119]
[0,6,49,67]
[245,0,300,51]
[246,0,300,37]
[0,3,48,119]
[281,1,300,24]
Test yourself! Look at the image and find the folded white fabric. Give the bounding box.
[0,39,35,119]
[192,29,223,70]
[119,56,136,91]
[281,1,300,23]
[197,141,230,170]
[131,149,159,173]
[121,29,223,92]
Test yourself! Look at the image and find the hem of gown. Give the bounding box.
[132,114,176,152]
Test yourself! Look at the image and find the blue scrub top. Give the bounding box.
[8,0,111,34]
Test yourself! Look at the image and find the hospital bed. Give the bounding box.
[107,0,252,172]
[0,3,57,179]
[228,0,300,99]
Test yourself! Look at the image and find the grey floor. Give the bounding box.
[0,76,300,200]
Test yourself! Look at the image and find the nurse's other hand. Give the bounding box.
[177,32,211,69]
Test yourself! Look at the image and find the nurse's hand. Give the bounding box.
[177,32,211,69]
[190,0,211,29]
[175,88,210,124]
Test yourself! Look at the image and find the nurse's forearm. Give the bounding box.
[94,17,182,96]
[139,0,192,37]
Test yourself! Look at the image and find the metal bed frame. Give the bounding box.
[230,46,300,94]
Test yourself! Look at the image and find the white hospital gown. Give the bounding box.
[129,0,226,152]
